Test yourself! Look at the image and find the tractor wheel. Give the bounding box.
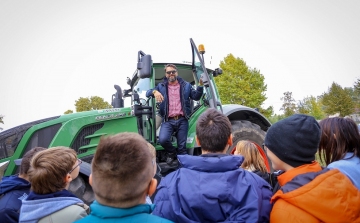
[68,173,95,205]
[228,120,272,172]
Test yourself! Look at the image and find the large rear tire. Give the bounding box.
[228,120,265,153]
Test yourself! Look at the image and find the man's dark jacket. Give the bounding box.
[0,175,31,223]
[146,77,203,120]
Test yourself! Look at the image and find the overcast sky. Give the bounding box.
[1,0,359,131]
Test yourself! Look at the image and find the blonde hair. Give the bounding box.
[235,140,267,173]
[28,147,77,194]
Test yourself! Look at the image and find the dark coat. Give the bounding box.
[253,169,281,193]
[146,77,203,120]
[0,175,31,223]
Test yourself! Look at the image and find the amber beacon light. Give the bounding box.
[198,44,205,54]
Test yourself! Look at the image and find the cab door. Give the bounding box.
[132,51,156,144]
[190,38,222,111]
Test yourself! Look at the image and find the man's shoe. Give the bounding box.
[166,153,177,166]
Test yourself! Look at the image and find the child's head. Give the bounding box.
[196,108,232,153]
[235,140,267,173]
[147,143,157,176]
[28,147,78,194]
[90,132,156,208]
[319,117,360,165]
[264,114,321,171]
[19,147,46,179]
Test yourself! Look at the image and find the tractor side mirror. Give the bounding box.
[212,68,223,77]
[137,51,152,79]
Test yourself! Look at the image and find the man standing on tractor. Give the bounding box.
[146,64,203,165]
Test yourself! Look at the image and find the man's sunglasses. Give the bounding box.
[69,158,82,174]
[166,70,177,75]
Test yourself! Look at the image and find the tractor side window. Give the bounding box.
[133,78,150,103]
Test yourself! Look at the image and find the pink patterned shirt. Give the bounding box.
[168,83,184,117]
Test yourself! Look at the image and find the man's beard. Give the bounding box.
[168,76,177,82]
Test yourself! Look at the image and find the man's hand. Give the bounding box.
[154,90,164,103]
[199,78,204,86]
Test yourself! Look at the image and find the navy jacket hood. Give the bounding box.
[0,175,30,195]
[0,175,31,223]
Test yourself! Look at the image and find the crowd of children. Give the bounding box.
[1,110,360,222]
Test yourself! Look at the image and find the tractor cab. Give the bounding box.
[123,39,222,151]
[114,39,226,172]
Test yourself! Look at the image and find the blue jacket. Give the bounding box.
[146,77,203,120]
[0,175,30,223]
[327,152,360,190]
[153,154,272,223]
[20,190,87,223]
[75,201,173,223]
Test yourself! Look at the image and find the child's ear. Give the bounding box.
[227,134,233,146]
[65,174,72,184]
[148,178,158,197]
[89,174,93,186]
[195,136,201,146]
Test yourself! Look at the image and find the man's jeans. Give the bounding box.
[158,117,188,155]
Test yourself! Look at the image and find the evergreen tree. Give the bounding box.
[321,82,354,117]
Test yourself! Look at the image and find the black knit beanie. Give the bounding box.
[264,114,321,167]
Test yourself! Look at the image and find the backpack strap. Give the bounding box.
[76,203,91,214]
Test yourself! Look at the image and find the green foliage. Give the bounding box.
[280,91,297,117]
[315,152,326,167]
[64,110,73,114]
[75,96,112,112]
[321,82,354,117]
[215,54,267,108]
[354,78,360,94]
[0,115,3,131]
[347,83,360,113]
[267,114,286,124]
[259,106,274,119]
[297,96,326,120]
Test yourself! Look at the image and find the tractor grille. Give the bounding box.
[71,123,104,154]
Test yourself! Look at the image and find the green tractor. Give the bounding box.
[0,38,271,204]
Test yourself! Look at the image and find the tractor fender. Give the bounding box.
[222,104,271,132]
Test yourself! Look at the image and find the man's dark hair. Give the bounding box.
[196,108,232,152]
[164,64,177,72]
[19,147,46,175]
